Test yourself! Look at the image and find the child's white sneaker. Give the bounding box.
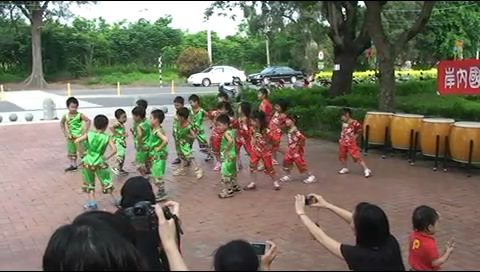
[304,175,317,184]
[338,168,350,174]
[364,169,372,178]
[280,175,291,182]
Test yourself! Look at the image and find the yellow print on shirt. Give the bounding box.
[412,239,421,250]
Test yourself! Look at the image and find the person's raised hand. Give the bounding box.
[154,203,178,250]
[261,241,278,270]
[307,194,330,209]
[446,237,455,255]
[295,194,306,216]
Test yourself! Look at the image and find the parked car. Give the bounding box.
[187,65,247,87]
[247,66,304,85]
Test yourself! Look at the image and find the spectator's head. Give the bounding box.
[189,94,200,108]
[251,110,267,132]
[177,107,190,122]
[93,114,109,132]
[150,109,165,127]
[274,98,288,113]
[218,101,234,117]
[115,108,127,124]
[73,211,136,245]
[136,99,148,110]
[412,205,439,235]
[120,176,155,209]
[214,240,259,271]
[43,219,147,271]
[132,106,146,122]
[353,202,391,248]
[66,97,79,114]
[238,101,252,118]
[216,114,230,132]
[173,96,185,110]
[285,114,300,128]
[217,92,229,103]
[341,107,352,122]
[257,88,268,101]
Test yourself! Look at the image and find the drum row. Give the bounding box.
[363,112,480,164]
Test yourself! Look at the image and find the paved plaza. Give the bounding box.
[0,119,479,270]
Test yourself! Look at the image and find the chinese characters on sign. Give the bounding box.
[437,60,480,94]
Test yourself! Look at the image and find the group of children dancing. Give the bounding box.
[60,88,372,209]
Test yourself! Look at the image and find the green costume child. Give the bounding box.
[134,119,152,174]
[150,127,168,200]
[190,107,209,148]
[65,113,87,159]
[111,121,127,175]
[219,128,239,198]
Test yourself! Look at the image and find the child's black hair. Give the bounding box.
[131,106,146,119]
[412,205,439,232]
[135,99,148,109]
[218,101,234,117]
[66,97,79,107]
[287,113,300,124]
[274,98,289,113]
[239,101,252,119]
[217,92,229,101]
[216,114,231,126]
[114,109,126,120]
[173,96,185,105]
[177,107,190,119]
[342,107,352,117]
[94,114,109,130]
[189,94,200,103]
[251,110,267,132]
[150,109,165,124]
[258,88,269,98]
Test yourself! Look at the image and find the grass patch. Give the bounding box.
[0,72,25,83]
[82,67,184,86]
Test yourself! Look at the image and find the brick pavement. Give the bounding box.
[0,119,479,270]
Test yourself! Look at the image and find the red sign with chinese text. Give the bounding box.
[437,59,480,95]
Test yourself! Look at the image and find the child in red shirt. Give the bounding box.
[258,88,273,124]
[409,205,455,271]
[338,108,372,177]
[244,110,280,191]
[280,115,316,184]
[269,98,288,166]
[236,102,253,170]
[209,101,234,171]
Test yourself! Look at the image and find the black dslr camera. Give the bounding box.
[123,201,183,235]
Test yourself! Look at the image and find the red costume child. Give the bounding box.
[258,88,273,124]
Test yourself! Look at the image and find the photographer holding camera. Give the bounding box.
[295,194,405,271]
[116,176,183,271]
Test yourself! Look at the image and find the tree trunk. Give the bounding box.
[377,52,395,111]
[328,47,356,96]
[24,9,47,89]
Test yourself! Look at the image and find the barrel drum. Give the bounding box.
[420,118,454,157]
[449,122,480,164]
[390,114,424,150]
[363,112,393,145]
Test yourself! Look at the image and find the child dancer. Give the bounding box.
[244,110,281,191]
[269,98,288,165]
[111,109,128,176]
[75,114,117,210]
[173,107,203,179]
[216,114,240,198]
[408,205,455,270]
[172,96,186,165]
[258,88,273,124]
[338,108,372,178]
[130,99,148,167]
[280,115,316,183]
[149,109,169,201]
[188,94,210,155]
[132,106,152,177]
[60,97,91,172]
[236,102,253,170]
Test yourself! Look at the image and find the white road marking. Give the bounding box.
[4,90,101,110]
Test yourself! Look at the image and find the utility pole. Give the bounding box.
[207,29,212,63]
[266,36,271,67]
[158,56,163,87]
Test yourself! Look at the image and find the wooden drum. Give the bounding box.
[449,122,480,164]
[420,118,454,157]
[390,114,424,150]
[363,112,393,145]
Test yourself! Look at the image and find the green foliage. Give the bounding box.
[176,48,210,77]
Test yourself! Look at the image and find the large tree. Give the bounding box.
[0,1,93,88]
[364,1,435,111]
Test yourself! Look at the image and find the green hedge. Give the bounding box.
[199,80,480,140]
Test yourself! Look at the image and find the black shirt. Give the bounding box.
[340,235,405,271]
